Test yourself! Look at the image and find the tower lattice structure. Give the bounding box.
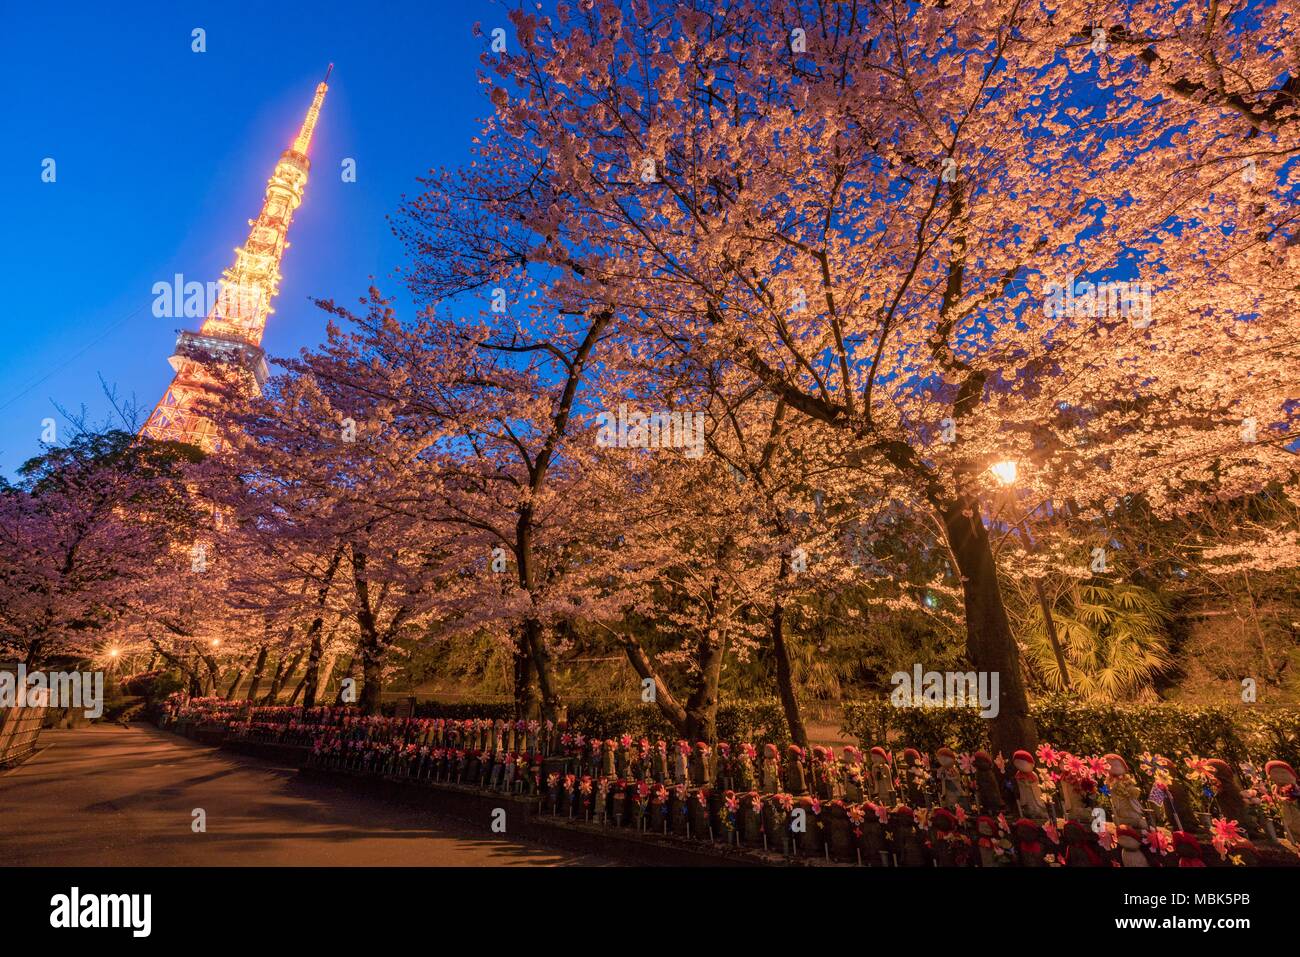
[140,67,331,450]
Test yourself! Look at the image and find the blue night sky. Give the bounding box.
[0,1,496,474]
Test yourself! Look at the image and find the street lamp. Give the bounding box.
[990,458,1072,691]
[989,459,1018,487]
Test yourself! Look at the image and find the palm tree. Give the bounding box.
[1010,578,1173,701]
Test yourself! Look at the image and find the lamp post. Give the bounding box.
[990,461,1073,692]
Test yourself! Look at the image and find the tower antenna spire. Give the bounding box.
[292,67,331,156]
[140,73,331,449]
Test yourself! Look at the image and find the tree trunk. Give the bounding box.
[523,617,562,723]
[223,668,244,699]
[512,630,539,720]
[350,545,389,716]
[245,645,268,702]
[358,642,383,715]
[202,655,221,695]
[261,657,285,704]
[1241,571,1278,682]
[262,649,305,705]
[1032,577,1072,691]
[333,655,357,706]
[617,632,689,735]
[682,563,731,744]
[771,591,809,750]
[939,497,1037,756]
[684,579,728,744]
[310,653,336,708]
[517,509,563,722]
[684,630,725,743]
[301,628,326,708]
[300,546,344,708]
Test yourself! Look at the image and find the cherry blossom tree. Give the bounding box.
[205,324,457,714]
[424,0,1299,753]
[0,429,199,667]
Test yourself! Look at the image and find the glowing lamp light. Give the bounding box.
[211,638,222,648]
[989,460,1019,486]
[108,648,120,658]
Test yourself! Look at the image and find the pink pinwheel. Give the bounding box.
[1145,828,1174,856]
[1210,818,1246,860]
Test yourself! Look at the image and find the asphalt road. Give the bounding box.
[0,724,614,866]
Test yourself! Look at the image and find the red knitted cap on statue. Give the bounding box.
[931,807,957,829]
[1012,749,1034,765]
[1116,824,1143,841]
[1265,760,1297,779]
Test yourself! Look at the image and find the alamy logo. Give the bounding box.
[152,274,264,322]
[0,666,103,719]
[595,404,705,459]
[1042,276,1152,327]
[49,887,151,938]
[890,665,1000,719]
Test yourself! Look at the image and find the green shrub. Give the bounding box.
[841,695,1299,763]
[1238,709,1300,768]
[123,669,184,703]
[716,700,787,744]
[394,698,787,744]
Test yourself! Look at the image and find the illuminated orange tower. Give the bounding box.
[141,66,331,449]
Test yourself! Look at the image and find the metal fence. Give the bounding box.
[0,706,48,768]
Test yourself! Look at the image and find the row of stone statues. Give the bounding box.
[165,699,1300,861]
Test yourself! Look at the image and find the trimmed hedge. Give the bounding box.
[400,701,515,720]
[564,700,787,742]
[841,696,1300,766]
[387,698,788,743]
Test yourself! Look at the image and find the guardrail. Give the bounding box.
[0,706,48,768]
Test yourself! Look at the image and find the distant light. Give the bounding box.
[989,460,1018,486]
[108,648,120,658]
[211,638,221,648]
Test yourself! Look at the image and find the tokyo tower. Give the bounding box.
[140,66,331,450]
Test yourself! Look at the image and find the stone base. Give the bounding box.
[298,766,782,867]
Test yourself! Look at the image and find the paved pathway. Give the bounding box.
[0,725,613,866]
